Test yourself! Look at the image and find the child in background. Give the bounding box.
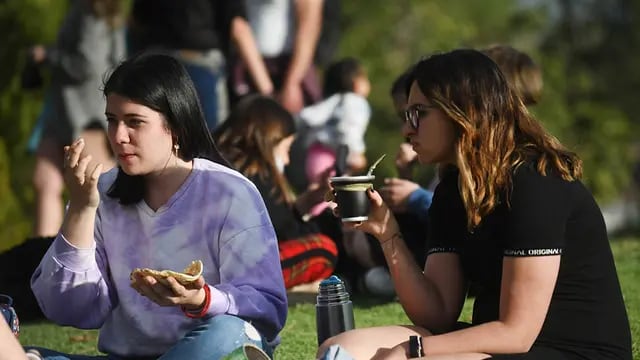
[215,95,339,291]
[293,57,371,216]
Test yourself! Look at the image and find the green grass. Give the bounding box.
[19,238,639,359]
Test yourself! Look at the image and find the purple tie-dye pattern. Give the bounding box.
[31,158,287,357]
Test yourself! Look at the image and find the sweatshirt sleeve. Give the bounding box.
[30,207,114,329]
[204,179,288,342]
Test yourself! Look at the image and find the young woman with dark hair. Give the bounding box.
[102,51,230,204]
[29,53,287,359]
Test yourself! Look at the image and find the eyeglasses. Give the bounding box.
[403,104,437,130]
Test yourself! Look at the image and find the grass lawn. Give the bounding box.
[18,238,639,359]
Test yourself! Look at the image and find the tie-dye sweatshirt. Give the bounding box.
[31,158,288,357]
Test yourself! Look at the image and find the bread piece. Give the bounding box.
[130,260,203,285]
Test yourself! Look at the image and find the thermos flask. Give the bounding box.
[316,275,355,345]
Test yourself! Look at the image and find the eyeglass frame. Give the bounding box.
[403,104,438,130]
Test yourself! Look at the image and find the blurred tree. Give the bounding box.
[537,0,638,201]
[333,0,637,205]
[0,0,68,250]
[336,0,548,185]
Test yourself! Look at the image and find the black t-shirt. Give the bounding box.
[249,174,318,241]
[427,164,632,359]
[130,0,246,52]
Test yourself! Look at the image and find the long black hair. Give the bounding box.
[103,52,230,205]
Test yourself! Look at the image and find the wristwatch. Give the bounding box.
[408,335,425,358]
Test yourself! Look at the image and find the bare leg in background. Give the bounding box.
[31,129,114,237]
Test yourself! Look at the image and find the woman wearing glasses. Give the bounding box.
[318,49,632,359]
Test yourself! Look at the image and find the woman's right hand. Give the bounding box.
[343,188,401,243]
[63,138,103,209]
[395,143,418,179]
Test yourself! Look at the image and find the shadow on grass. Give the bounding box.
[351,293,397,308]
[286,289,397,308]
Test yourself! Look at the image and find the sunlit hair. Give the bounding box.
[482,44,543,106]
[214,95,296,204]
[407,49,582,229]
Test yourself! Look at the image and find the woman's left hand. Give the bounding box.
[130,274,206,310]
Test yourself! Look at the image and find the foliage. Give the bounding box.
[337,0,541,184]
[336,0,637,205]
[0,0,68,250]
[537,0,638,201]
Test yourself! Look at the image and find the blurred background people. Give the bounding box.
[215,95,338,291]
[229,0,324,113]
[127,0,274,131]
[288,57,371,197]
[378,68,434,271]
[30,0,124,238]
[216,95,385,296]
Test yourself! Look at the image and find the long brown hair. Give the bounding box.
[482,45,543,106]
[214,95,297,204]
[409,49,582,229]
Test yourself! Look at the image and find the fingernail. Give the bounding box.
[78,138,84,143]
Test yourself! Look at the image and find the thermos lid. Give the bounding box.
[317,275,350,304]
[320,275,343,286]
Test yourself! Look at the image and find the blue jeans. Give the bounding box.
[27,314,272,360]
[173,49,228,131]
[27,92,53,153]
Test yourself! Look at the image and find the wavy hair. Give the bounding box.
[214,95,297,204]
[408,49,582,229]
